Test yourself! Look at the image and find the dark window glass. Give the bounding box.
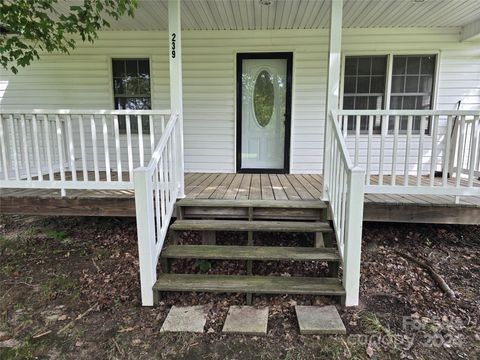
[389,55,436,133]
[342,56,387,133]
[112,59,151,133]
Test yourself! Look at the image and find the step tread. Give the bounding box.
[176,199,327,209]
[153,274,345,295]
[162,245,340,261]
[170,219,332,232]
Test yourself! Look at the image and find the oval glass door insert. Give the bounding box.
[253,70,274,127]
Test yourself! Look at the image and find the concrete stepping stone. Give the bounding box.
[222,306,269,336]
[295,305,346,335]
[160,305,210,333]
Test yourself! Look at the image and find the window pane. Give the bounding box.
[355,96,368,109]
[405,76,419,93]
[357,57,371,76]
[112,60,125,77]
[343,96,354,109]
[416,95,431,109]
[420,56,435,75]
[113,78,124,95]
[370,76,385,93]
[402,96,416,109]
[138,78,151,94]
[345,57,357,76]
[344,76,356,93]
[126,60,138,77]
[138,59,150,78]
[125,78,139,95]
[392,57,406,75]
[357,76,369,93]
[419,76,433,93]
[407,57,420,75]
[371,57,387,75]
[369,96,383,109]
[390,96,402,110]
[391,75,404,93]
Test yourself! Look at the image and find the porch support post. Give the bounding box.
[322,0,343,200]
[168,0,185,198]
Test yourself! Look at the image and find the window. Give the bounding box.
[390,55,436,132]
[112,59,151,133]
[343,56,387,133]
[342,54,436,134]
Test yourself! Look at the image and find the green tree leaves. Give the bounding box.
[0,0,138,74]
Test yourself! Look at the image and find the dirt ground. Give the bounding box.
[0,215,479,360]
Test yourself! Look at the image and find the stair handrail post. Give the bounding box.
[134,166,157,306]
[343,166,365,306]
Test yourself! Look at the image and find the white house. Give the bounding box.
[0,0,479,307]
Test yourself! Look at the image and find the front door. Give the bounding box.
[237,53,292,173]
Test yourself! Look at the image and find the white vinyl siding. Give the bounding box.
[0,28,479,173]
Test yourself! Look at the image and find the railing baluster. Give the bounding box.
[0,115,8,180]
[378,115,386,185]
[455,116,466,187]
[20,114,31,181]
[443,115,453,187]
[78,115,88,181]
[467,116,478,187]
[391,115,399,186]
[126,115,133,181]
[354,115,360,166]
[102,115,111,182]
[113,115,122,182]
[43,115,54,181]
[32,114,43,181]
[55,115,66,189]
[429,115,439,186]
[366,115,373,185]
[416,115,426,186]
[90,115,99,182]
[404,115,413,186]
[138,115,144,167]
[66,114,77,182]
[149,115,155,154]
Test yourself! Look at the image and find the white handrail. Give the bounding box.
[133,113,182,306]
[0,110,170,192]
[332,110,480,198]
[325,110,365,307]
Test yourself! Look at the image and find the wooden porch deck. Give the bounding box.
[0,172,479,224]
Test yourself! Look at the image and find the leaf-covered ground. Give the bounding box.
[0,215,478,359]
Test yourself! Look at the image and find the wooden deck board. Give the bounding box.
[1,172,479,224]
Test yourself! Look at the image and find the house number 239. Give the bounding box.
[171,33,176,58]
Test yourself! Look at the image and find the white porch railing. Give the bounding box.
[133,113,182,306]
[324,110,365,307]
[0,110,171,192]
[333,110,480,197]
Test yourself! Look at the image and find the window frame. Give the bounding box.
[108,56,155,135]
[340,51,440,135]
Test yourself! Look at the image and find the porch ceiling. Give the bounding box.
[54,0,480,32]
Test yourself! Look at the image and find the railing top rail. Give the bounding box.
[145,113,178,175]
[0,109,172,116]
[333,110,480,116]
[329,111,355,170]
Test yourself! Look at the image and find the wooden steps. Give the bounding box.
[162,245,340,261]
[176,198,328,221]
[170,219,332,233]
[154,198,343,305]
[154,274,345,296]
[176,199,327,209]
